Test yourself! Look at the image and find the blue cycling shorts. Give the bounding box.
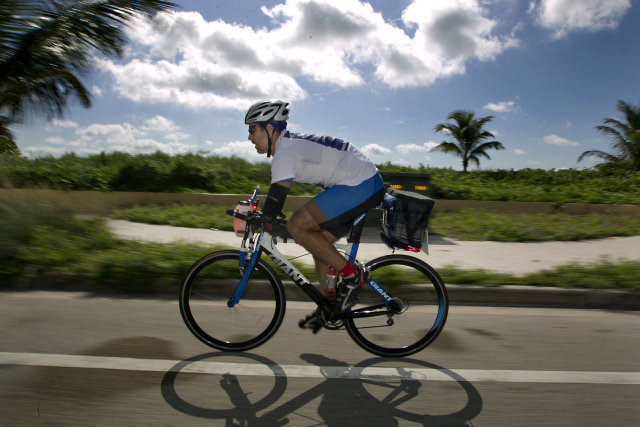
[314,173,384,238]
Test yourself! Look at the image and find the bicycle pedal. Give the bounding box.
[299,311,323,333]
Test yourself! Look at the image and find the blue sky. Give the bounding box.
[13,0,640,170]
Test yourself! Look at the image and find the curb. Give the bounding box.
[283,283,640,310]
[3,278,638,310]
[443,284,640,310]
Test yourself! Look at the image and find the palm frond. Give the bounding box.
[585,99,640,171]
[577,149,618,163]
[0,116,16,140]
[430,141,462,155]
[0,0,176,127]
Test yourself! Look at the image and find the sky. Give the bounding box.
[12,0,640,170]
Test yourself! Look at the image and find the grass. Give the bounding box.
[0,196,315,292]
[2,197,638,293]
[110,203,297,232]
[431,209,640,242]
[438,261,640,290]
[109,203,640,242]
[110,204,236,230]
[0,198,202,292]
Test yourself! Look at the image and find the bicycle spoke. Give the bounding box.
[344,254,448,357]
[180,250,286,352]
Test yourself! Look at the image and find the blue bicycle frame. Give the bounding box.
[226,189,393,310]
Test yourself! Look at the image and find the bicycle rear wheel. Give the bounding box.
[344,254,448,357]
[179,250,286,352]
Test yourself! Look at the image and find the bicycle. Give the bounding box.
[179,186,448,357]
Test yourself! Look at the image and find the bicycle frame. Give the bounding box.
[227,188,396,319]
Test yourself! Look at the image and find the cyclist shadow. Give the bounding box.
[161,352,483,426]
[259,353,397,426]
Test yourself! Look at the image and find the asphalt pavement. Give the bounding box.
[106,219,640,310]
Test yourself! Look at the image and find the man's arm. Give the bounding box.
[261,181,292,217]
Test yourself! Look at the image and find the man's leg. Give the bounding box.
[313,255,329,295]
[287,202,348,276]
[292,178,383,329]
[289,202,347,332]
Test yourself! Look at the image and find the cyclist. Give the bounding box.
[245,100,384,332]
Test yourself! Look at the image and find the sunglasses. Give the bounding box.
[248,125,258,134]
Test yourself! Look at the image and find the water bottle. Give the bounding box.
[324,265,337,301]
[233,201,251,237]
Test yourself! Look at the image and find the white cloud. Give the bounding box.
[97,0,519,109]
[532,0,631,38]
[141,115,181,133]
[164,132,191,142]
[360,143,391,156]
[77,123,146,143]
[543,134,579,146]
[35,117,200,156]
[48,118,79,129]
[397,141,440,154]
[425,141,440,150]
[514,148,526,155]
[403,0,518,60]
[96,57,306,111]
[209,140,265,160]
[23,144,103,157]
[45,137,66,145]
[483,100,516,112]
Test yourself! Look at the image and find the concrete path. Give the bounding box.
[106,219,640,276]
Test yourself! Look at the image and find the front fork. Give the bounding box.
[227,234,263,307]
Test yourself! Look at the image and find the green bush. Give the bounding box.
[167,160,213,191]
[415,167,640,204]
[2,153,639,203]
[110,159,169,191]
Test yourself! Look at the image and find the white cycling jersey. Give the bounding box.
[271,131,378,188]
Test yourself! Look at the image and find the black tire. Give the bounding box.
[179,250,286,352]
[344,254,448,357]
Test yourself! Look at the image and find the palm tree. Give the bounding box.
[431,110,505,172]
[0,0,175,138]
[578,100,640,171]
[0,136,20,156]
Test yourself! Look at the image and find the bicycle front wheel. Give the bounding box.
[179,250,286,352]
[345,254,448,357]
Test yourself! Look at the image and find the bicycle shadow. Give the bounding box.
[161,352,483,426]
[160,352,287,422]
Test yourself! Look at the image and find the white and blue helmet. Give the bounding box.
[245,100,289,125]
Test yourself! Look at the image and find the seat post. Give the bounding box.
[347,211,368,244]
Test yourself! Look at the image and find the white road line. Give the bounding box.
[1,352,639,385]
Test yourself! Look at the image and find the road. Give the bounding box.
[1,291,639,426]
